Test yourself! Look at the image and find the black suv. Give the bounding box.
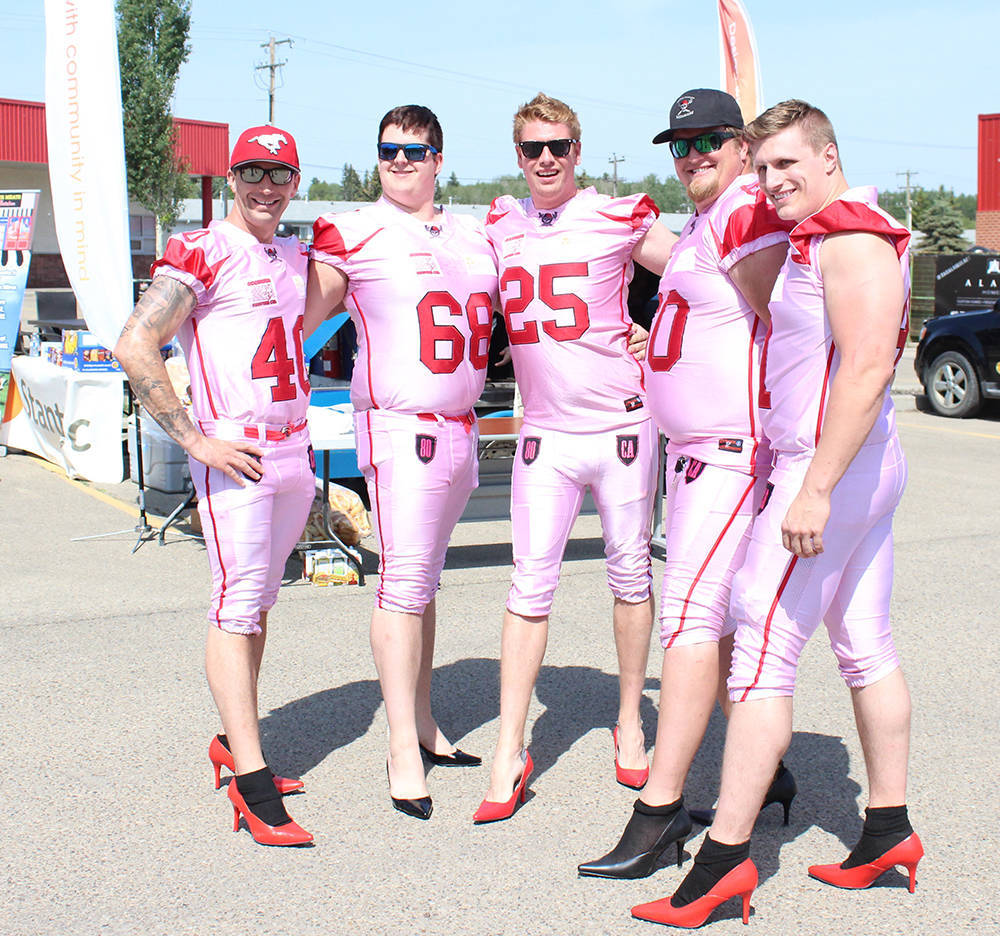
[915,300,1000,417]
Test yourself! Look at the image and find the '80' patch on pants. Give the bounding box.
[507,418,658,617]
[354,409,478,614]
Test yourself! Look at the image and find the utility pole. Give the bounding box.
[608,153,625,197]
[896,169,918,231]
[256,36,293,124]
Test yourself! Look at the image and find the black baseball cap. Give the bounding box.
[652,89,745,144]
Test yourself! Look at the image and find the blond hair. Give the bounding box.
[744,99,838,154]
[512,93,581,143]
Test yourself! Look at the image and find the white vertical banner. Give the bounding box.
[718,0,763,125]
[44,0,133,352]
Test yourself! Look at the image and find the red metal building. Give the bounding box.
[1,98,227,287]
[0,97,227,227]
[976,113,1000,250]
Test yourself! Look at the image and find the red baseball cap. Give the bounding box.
[230,125,300,172]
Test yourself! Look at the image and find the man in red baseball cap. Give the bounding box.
[115,125,314,846]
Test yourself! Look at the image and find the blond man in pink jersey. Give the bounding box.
[632,101,921,929]
[115,127,314,846]
[474,93,677,823]
[306,106,499,821]
[579,89,793,882]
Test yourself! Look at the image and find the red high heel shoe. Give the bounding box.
[227,782,313,846]
[209,735,304,794]
[631,859,758,927]
[473,750,534,823]
[808,833,923,893]
[614,724,649,790]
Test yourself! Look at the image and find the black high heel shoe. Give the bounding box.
[690,760,798,826]
[419,743,482,767]
[387,763,433,820]
[578,799,692,879]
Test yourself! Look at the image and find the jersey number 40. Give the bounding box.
[250,314,310,402]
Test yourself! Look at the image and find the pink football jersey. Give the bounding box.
[761,187,911,455]
[311,198,499,416]
[152,220,310,426]
[644,175,789,472]
[485,188,658,432]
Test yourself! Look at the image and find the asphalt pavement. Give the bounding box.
[2,356,998,936]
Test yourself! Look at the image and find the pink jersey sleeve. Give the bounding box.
[762,187,910,455]
[486,189,654,433]
[718,183,793,273]
[151,229,228,303]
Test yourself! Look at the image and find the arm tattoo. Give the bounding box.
[116,277,200,449]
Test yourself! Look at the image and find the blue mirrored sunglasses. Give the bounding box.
[377,142,440,162]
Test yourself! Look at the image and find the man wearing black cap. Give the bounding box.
[578,89,793,883]
[115,125,314,846]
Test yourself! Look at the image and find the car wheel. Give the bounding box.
[925,350,982,418]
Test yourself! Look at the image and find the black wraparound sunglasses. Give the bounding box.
[516,139,578,159]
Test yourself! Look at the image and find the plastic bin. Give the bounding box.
[127,415,191,493]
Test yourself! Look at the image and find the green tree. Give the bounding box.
[913,192,971,253]
[360,165,382,201]
[116,0,192,251]
[341,164,363,201]
[446,171,460,190]
[307,177,343,201]
[953,192,976,226]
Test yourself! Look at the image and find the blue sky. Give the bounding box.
[8,2,997,196]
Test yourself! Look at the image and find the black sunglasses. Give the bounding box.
[236,165,296,185]
[377,142,440,162]
[668,131,738,159]
[516,139,578,159]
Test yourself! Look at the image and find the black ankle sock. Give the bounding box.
[600,797,684,860]
[672,836,750,908]
[235,767,290,827]
[842,805,912,869]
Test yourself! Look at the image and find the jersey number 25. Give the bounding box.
[501,263,590,343]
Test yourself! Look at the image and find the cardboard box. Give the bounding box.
[127,416,191,494]
[61,330,122,372]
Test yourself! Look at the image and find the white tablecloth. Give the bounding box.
[1,355,126,482]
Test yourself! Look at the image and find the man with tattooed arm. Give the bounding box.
[114,126,314,846]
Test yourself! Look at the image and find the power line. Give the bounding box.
[896,169,919,230]
[608,154,625,197]
[254,36,292,124]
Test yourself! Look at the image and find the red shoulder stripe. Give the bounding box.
[596,194,660,230]
[312,217,384,259]
[151,236,225,290]
[790,200,909,265]
[720,195,792,261]
[485,198,510,226]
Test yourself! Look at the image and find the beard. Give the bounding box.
[686,169,721,207]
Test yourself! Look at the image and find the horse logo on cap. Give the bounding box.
[674,96,695,119]
[248,133,288,155]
